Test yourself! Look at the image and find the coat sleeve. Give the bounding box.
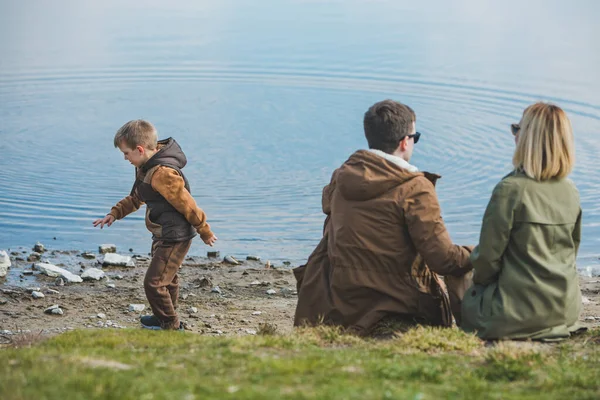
[403,177,472,277]
[471,179,520,285]
[151,166,214,241]
[108,192,144,220]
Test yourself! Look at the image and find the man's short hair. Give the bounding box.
[363,100,416,154]
[113,120,158,150]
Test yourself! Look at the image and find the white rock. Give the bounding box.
[128,304,145,312]
[103,253,135,267]
[45,289,60,295]
[81,268,106,281]
[99,244,117,254]
[31,291,45,299]
[44,305,63,315]
[211,286,222,294]
[245,329,257,335]
[266,289,276,295]
[188,307,198,314]
[106,283,116,289]
[33,242,45,253]
[250,280,261,286]
[252,311,262,316]
[97,313,106,319]
[584,316,596,321]
[223,255,240,265]
[34,263,83,283]
[0,250,11,277]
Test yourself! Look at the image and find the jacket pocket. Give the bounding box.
[145,208,163,238]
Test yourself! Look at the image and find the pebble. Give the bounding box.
[97,313,106,319]
[266,289,276,295]
[211,286,222,294]
[188,307,198,314]
[81,268,106,281]
[55,278,65,286]
[250,280,261,286]
[99,244,117,254]
[223,255,240,265]
[112,274,124,280]
[44,305,64,315]
[245,329,257,335]
[207,251,220,258]
[252,311,262,316]
[46,289,60,295]
[31,291,45,299]
[33,242,45,253]
[582,296,592,304]
[22,270,34,276]
[246,255,261,261]
[81,252,96,260]
[584,316,596,321]
[106,283,116,289]
[128,304,145,312]
[212,330,223,335]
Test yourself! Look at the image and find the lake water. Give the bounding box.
[1,0,599,274]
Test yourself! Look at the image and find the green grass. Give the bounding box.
[1,326,599,400]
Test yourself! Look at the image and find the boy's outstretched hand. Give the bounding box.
[93,215,115,229]
[203,234,218,247]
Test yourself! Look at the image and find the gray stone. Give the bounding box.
[99,244,117,254]
[128,304,145,312]
[81,268,106,281]
[246,255,261,261]
[33,242,45,253]
[81,252,96,260]
[211,286,222,294]
[207,251,220,258]
[31,291,45,299]
[266,289,276,295]
[45,289,60,295]
[55,278,65,286]
[103,253,135,267]
[0,250,10,277]
[35,262,83,283]
[44,305,64,315]
[112,274,124,280]
[223,255,240,265]
[27,252,41,262]
[97,313,106,319]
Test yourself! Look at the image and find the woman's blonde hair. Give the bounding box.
[512,102,575,181]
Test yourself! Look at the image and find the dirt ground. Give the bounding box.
[1,249,599,339]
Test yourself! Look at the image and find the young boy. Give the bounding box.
[93,120,217,330]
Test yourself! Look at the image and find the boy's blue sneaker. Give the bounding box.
[140,315,184,331]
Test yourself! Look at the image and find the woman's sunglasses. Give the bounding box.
[511,123,520,136]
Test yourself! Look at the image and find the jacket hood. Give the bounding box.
[142,137,187,172]
[328,150,426,203]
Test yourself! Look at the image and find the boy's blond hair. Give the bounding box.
[513,102,575,181]
[114,120,158,150]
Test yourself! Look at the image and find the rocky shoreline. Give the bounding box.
[1,242,599,341]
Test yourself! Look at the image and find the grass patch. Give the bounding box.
[0,327,598,399]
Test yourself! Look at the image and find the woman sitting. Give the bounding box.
[461,102,584,341]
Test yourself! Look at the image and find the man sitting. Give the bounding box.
[294,99,473,335]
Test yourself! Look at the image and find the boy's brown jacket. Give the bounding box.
[293,150,472,335]
[108,138,213,242]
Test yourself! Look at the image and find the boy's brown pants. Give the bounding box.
[144,239,192,329]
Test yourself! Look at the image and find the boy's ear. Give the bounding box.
[136,145,145,154]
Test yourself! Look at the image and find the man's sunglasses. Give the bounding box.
[511,124,520,136]
[406,132,421,144]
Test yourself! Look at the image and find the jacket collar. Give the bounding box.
[367,149,419,173]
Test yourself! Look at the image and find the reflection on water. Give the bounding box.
[1,0,599,273]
